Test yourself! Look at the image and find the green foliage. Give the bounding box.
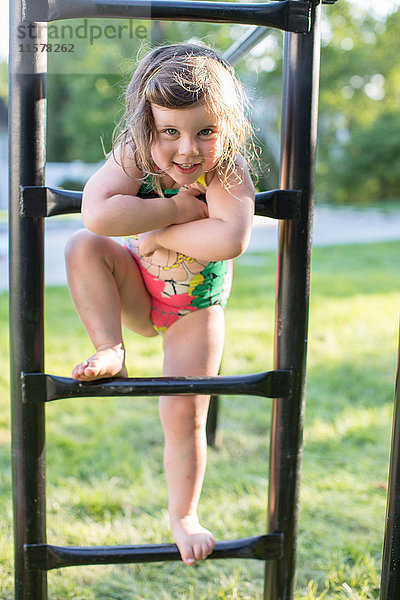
[317,3,400,203]
[335,111,400,203]
[46,17,153,161]
[47,72,123,162]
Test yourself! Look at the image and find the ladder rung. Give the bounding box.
[23,0,309,33]
[20,186,82,218]
[22,371,293,403]
[256,189,301,219]
[20,186,301,220]
[25,533,284,570]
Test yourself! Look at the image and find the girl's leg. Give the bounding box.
[159,305,225,565]
[65,229,156,381]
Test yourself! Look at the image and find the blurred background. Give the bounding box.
[1,0,399,211]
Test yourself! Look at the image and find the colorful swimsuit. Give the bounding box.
[125,175,233,334]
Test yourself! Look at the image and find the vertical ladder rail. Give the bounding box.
[265,2,321,599]
[9,1,48,598]
[380,329,400,600]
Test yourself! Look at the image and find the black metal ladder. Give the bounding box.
[380,329,400,600]
[9,1,327,598]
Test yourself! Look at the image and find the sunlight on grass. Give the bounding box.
[1,241,399,598]
[306,404,392,444]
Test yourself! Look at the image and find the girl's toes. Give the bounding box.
[180,545,195,566]
[194,545,206,562]
[72,361,87,379]
[205,538,216,558]
[201,538,215,560]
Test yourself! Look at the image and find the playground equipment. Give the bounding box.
[9,1,337,598]
[380,332,400,600]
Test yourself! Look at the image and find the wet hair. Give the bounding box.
[113,42,256,195]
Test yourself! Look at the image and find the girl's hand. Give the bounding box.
[138,230,161,257]
[172,184,208,225]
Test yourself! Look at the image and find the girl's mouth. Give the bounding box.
[173,162,201,175]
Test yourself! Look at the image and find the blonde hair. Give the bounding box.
[113,42,256,195]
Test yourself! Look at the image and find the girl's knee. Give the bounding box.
[65,229,106,265]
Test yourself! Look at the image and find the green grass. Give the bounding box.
[1,241,400,599]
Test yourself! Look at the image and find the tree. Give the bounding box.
[316,3,400,203]
[335,111,400,202]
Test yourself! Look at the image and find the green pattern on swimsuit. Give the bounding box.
[190,261,229,309]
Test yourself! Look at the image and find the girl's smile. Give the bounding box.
[173,162,201,175]
[150,102,222,184]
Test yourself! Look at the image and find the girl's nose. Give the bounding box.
[178,135,199,156]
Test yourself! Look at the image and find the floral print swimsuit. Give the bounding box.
[124,176,232,334]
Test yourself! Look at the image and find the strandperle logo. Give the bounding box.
[17,19,148,46]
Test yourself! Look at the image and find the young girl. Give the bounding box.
[65,42,255,566]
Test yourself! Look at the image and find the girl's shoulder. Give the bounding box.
[112,143,143,179]
[84,144,144,199]
[206,154,250,190]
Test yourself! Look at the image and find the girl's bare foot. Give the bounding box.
[170,514,216,565]
[72,343,128,381]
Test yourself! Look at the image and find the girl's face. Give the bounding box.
[150,102,223,185]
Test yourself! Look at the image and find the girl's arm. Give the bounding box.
[144,160,255,262]
[82,148,208,237]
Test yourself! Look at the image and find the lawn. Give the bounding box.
[1,240,399,599]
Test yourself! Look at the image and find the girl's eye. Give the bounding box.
[199,128,214,137]
[163,128,178,136]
